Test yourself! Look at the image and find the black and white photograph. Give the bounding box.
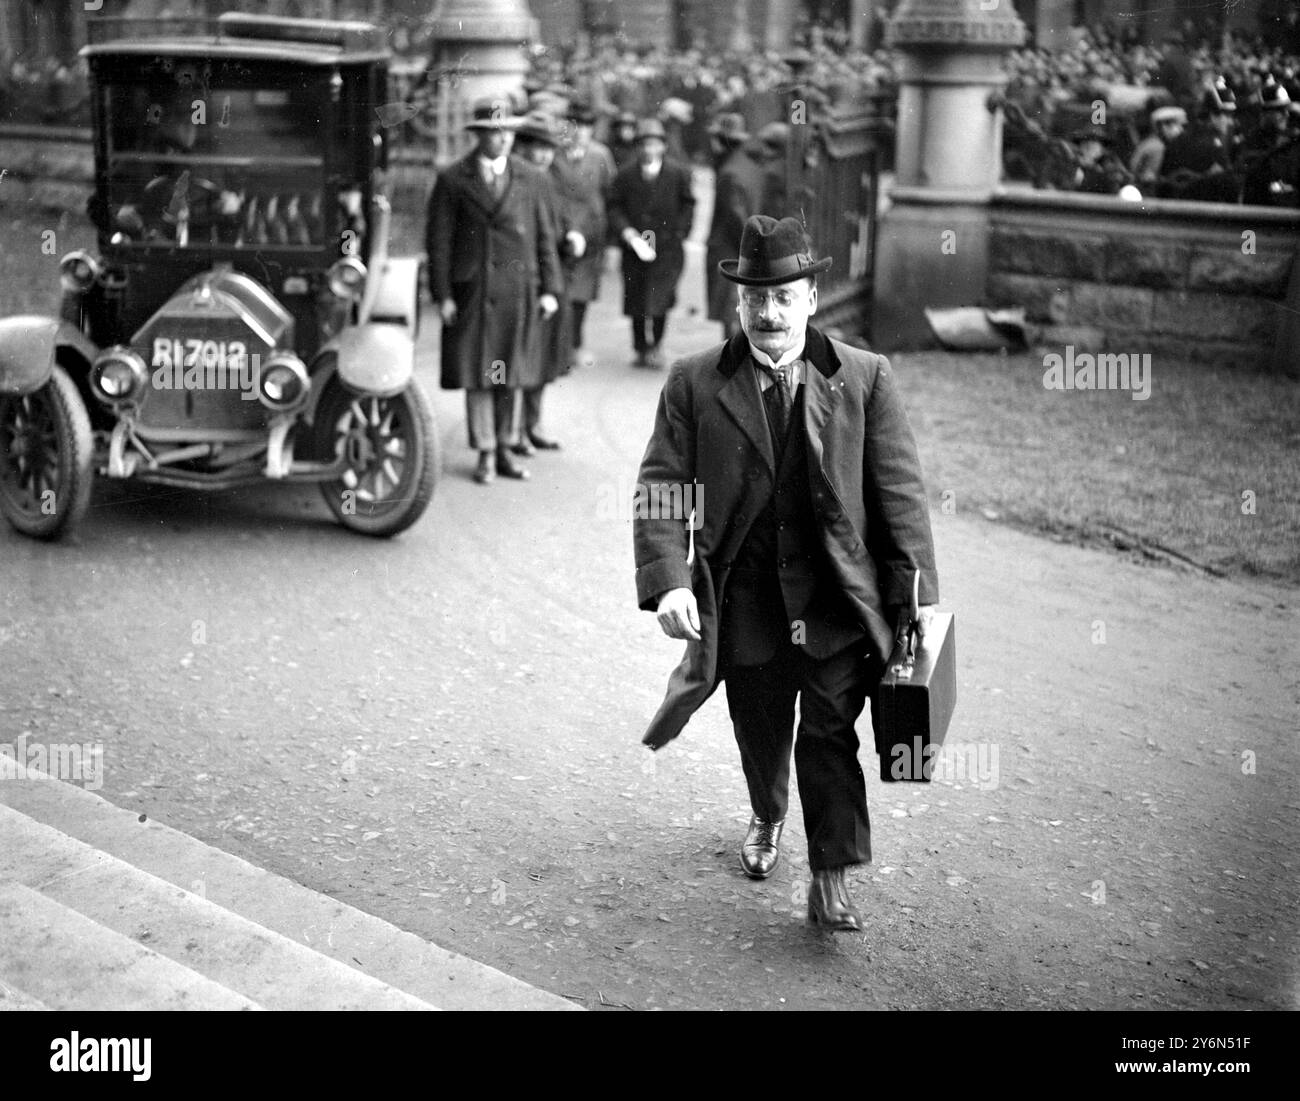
[0,0,1295,1059]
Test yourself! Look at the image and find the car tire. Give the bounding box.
[0,364,94,540]
[315,376,439,537]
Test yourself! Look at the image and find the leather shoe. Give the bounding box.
[510,437,535,457]
[807,866,863,932]
[528,431,561,450]
[473,452,495,484]
[632,350,650,368]
[740,816,784,879]
[495,449,530,480]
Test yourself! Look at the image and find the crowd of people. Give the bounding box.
[1002,24,1300,204]
[520,29,898,164]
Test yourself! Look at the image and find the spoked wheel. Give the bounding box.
[315,378,439,537]
[0,365,94,540]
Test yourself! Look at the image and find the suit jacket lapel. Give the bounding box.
[715,333,775,477]
[801,326,843,472]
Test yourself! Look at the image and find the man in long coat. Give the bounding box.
[426,97,561,484]
[558,98,616,368]
[633,216,939,931]
[704,113,765,339]
[606,118,695,368]
[510,110,572,454]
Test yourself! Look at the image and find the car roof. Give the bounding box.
[81,13,390,67]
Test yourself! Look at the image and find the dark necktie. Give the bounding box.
[759,361,794,444]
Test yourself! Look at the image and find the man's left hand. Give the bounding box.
[539,293,559,318]
[897,604,938,642]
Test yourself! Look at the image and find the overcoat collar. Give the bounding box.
[715,325,843,476]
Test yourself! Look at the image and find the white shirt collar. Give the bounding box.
[640,158,663,179]
[750,334,806,372]
[479,154,507,176]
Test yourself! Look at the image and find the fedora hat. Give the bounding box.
[464,96,521,131]
[634,118,667,142]
[719,215,832,287]
[514,110,562,147]
[708,112,750,143]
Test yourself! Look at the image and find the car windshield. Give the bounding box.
[102,63,336,249]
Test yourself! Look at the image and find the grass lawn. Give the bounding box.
[4,203,1297,587]
[890,349,1300,586]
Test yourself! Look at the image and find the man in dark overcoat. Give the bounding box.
[704,113,765,340]
[426,97,562,484]
[511,110,571,454]
[606,118,696,368]
[633,216,939,931]
[559,98,617,368]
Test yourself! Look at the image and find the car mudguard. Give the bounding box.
[0,316,98,396]
[329,321,414,399]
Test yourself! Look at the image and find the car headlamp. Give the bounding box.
[257,352,310,413]
[326,257,367,300]
[60,251,101,294]
[90,347,148,406]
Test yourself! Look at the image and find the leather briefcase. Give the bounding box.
[872,573,956,783]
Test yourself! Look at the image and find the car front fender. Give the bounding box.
[0,316,98,396]
[330,321,414,399]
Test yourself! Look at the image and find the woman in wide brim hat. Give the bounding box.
[718,214,833,287]
[514,109,563,148]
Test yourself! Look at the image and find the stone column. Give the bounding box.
[871,0,1025,348]
[428,0,537,107]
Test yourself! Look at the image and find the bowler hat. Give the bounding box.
[514,110,562,147]
[566,97,598,125]
[464,96,521,131]
[634,118,667,142]
[719,215,832,286]
[708,112,750,143]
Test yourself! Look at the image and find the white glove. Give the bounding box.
[626,231,656,263]
[565,230,587,258]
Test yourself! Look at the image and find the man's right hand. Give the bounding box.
[439,298,458,325]
[656,587,701,642]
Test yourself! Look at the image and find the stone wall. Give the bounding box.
[0,129,94,217]
[986,190,1300,372]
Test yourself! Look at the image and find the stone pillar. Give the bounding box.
[871,0,1025,348]
[428,0,537,107]
[848,3,876,51]
[729,0,752,52]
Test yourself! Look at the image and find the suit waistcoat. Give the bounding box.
[720,384,866,666]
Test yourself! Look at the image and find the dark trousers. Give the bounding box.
[571,301,588,350]
[631,315,667,353]
[520,385,545,435]
[724,639,872,871]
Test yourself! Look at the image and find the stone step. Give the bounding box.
[0,805,435,1011]
[0,881,261,1011]
[0,757,578,1010]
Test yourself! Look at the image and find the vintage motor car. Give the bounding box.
[0,12,438,539]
